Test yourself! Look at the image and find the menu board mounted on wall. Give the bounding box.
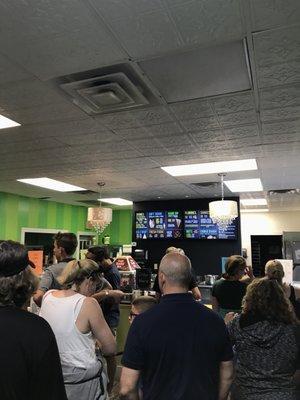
[135,211,183,239]
[184,210,237,240]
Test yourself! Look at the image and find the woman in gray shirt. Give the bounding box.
[226,278,300,400]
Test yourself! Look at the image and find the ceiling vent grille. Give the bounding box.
[191,182,219,188]
[268,189,300,196]
[55,62,162,115]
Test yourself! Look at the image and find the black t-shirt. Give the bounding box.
[152,271,197,294]
[212,279,247,310]
[103,262,121,328]
[0,306,67,400]
[122,293,233,400]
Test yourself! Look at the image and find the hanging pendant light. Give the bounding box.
[86,182,112,234]
[209,174,238,230]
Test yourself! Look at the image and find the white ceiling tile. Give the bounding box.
[210,92,255,115]
[260,85,300,110]
[0,54,32,85]
[223,125,259,139]
[257,60,300,89]
[168,0,244,46]
[181,116,219,131]
[169,99,214,120]
[191,130,225,143]
[3,102,87,125]
[262,119,300,135]
[251,0,300,31]
[101,106,173,129]
[261,106,300,122]
[155,133,192,147]
[139,41,250,102]
[218,110,257,127]
[0,79,65,110]
[103,11,181,59]
[89,0,163,20]
[262,132,300,144]
[254,26,300,68]
[146,122,183,137]
[0,29,125,81]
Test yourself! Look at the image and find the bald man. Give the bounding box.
[120,253,234,400]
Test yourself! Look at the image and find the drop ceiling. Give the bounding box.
[0,0,299,212]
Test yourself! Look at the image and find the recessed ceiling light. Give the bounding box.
[161,159,257,176]
[240,208,269,213]
[240,198,267,206]
[224,178,263,192]
[100,198,133,206]
[17,178,86,192]
[0,114,20,129]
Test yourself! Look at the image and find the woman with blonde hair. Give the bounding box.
[40,259,116,400]
[265,259,300,318]
[226,278,300,400]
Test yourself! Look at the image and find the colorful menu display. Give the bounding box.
[135,211,183,239]
[184,210,237,240]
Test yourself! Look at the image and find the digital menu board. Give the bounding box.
[184,210,237,240]
[135,211,183,239]
[135,212,148,239]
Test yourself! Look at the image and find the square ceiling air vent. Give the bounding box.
[55,62,162,115]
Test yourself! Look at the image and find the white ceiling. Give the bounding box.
[0,0,299,211]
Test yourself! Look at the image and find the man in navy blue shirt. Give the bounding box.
[120,252,233,400]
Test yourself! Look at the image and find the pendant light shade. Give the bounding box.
[209,174,238,230]
[86,182,113,234]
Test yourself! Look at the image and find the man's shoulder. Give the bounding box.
[46,261,67,273]
[3,307,54,334]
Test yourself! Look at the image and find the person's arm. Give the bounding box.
[85,297,116,356]
[212,296,219,312]
[191,286,202,300]
[33,289,45,307]
[33,268,54,306]
[241,265,254,282]
[119,367,140,400]
[92,289,124,304]
[218,360,234,400]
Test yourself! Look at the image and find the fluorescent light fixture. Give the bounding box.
[0,114,20,129]
[225,178,263,192]
[17,178,86,192]
[161,159,257,176]
[241,208,269,213]
[100,198,133,206]
[240,198,267,206]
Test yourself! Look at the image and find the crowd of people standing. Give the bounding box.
[0,236,300,400]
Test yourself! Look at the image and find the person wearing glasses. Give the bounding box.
[39,259,116,400]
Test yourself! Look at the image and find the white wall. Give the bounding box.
[240,211,300,265]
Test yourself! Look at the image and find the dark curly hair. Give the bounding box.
[242,277,297,325]
[0,267,38,308]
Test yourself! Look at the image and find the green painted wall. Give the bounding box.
[99,209,133,245]
[0,191,132,244]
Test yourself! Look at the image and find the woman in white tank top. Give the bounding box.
[40,259,116,400]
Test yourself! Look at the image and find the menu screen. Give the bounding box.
[136,212,148,239]
[135,211,183,239]
[184,210,237,240]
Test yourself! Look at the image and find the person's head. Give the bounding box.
[165,246,178,254]
[242,277,297,324]
[159,252,192,295]
[265,259,284,285]
[53,232,78,262]
[58,259,101,296]
[129,296,157,323]
[86,246,111,271]
[224,255,247,280]
[0,241,39,308]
